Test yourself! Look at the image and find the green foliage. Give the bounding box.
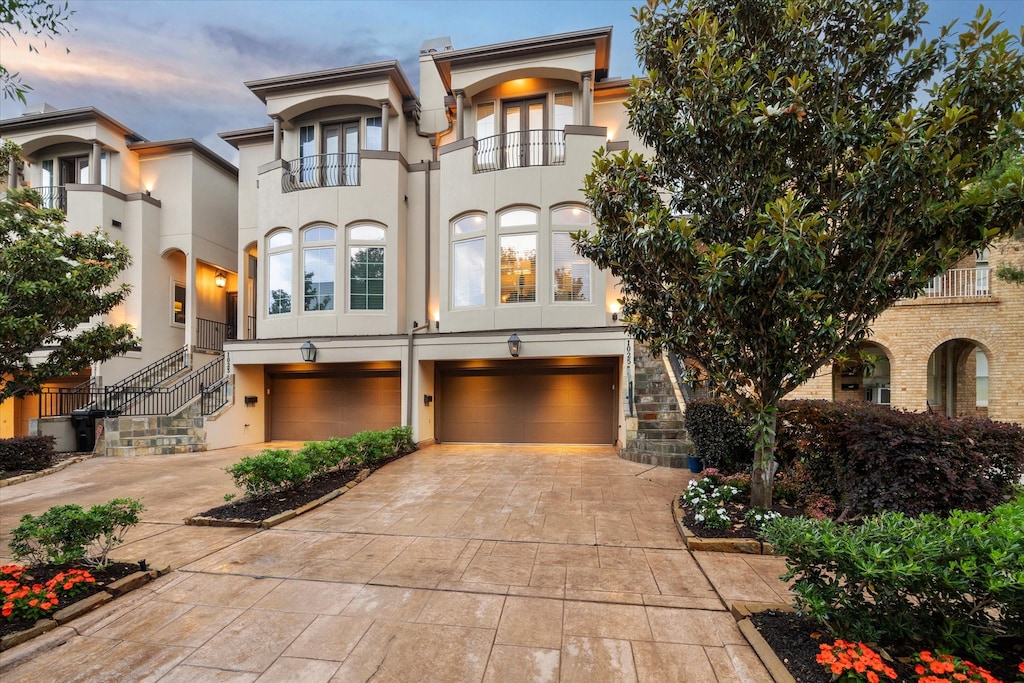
[995,263,1024,286]
[762,495,1024,662]
[680,476,740,530]
[0,185,139,401]
[0,0,75,102]
[225,427,417,498]
[775,400,1024,519]
[0,434,55,473]
[683,399,752,473]
[9,498,144,567]
[577,0,1024,506]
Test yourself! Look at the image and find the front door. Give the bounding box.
[502,98,545,168]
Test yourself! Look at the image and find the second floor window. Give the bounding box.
[303,226,335,311]
[267,230,293,315]
[452,214,486,309]
[499,209,539,304]
[552,206,592,302]
[349,224,386,311]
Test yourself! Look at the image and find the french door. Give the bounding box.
[324,122,360,186]
[502,98,545,168]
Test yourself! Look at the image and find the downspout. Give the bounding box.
[406,322,430,426]
[412,97,453,326]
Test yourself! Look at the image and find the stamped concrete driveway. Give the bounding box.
[1,444,784,682]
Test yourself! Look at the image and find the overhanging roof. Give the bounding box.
[244,60,417,103]
[0,106,147,143]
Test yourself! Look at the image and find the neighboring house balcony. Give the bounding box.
[473,129,566,173]
[923,267,991,299]
[282,152,360,192]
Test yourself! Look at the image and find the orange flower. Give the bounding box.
[867,671,879,683]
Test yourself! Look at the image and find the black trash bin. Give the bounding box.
[70,408,96,452]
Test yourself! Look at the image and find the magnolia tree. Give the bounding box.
[576,0,1024,507]
[0,185,138,402]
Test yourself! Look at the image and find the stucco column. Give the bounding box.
[455,91,465,141]
[380,101,390,152]
[582,72,593,126]
[90,141,102,184]
[186,253,197,351]
[7,154,17,189]
[272,116,282,161]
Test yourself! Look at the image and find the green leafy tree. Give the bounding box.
[577,0,1024,507]
[0,0,75,102]
[0,186,139,401]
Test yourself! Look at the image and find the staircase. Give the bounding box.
[620,343,693,468]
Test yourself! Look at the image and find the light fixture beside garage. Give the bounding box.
[507,332,521,358]
[300,340,317,362]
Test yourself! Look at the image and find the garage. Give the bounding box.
[268,364,401,441]
[437,358,618,444]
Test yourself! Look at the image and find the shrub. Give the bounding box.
[762,494,1024,663]
[225,449,296,496]
[680,477,739,531]
[775,400,1024,519]
[9,498,145,568]
[0,436,56,474]
[683,399,752,473]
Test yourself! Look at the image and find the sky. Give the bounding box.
[2,0,1022,163]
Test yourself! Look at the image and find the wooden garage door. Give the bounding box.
[269,370,401,441]
[438,359,617,444]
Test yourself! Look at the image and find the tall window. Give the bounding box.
[366,116,383,151]
[475,102,497,170]
[302,226,335,311]
[298,126,316,183]
[172,282,186,325]
[553,92,573,129]
[551,206,592,302]
[349,225,385,311]
[451,214,486,309]
[976,349,989,408]
[267,230,293,315]
[499,209,538,304]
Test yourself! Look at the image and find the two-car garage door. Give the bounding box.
[437,358,618,444]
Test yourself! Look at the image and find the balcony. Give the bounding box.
[923,267,990,299]
[34,185,68,212]
[282,153,359,192]
[474,130,566,173]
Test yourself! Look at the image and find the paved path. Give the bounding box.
[0,444,790,681]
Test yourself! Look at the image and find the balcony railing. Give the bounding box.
[282,153,359,192]
[35,185,68,212]
[196,317,235,353]
[474,129,566,173]
[923,267,991,298]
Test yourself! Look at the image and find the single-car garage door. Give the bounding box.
[437,358,617,444]
[268,367,401,441]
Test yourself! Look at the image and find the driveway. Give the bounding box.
[0,444,788,681]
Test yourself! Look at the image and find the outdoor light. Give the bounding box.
[507,332,521,358]
[300,340,317,362]
[610,301,621,322]
[214,271,227,288]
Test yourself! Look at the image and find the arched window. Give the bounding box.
[348,224,386,311]
[266,229,293,315]
[451,213,486,308]
[302,226,336,311]
[551,206,592,302]
[498,208,538,304]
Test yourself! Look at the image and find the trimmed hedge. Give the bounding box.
[683,399,752,473]
[226,426,415,497]
[775,400,1024,519]
[0,436,56,474]
[763,494,1024,663]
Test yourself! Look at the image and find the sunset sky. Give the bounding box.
[2,0,1021,162]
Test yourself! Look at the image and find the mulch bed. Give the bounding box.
[750,609,1023,683]
[681,493,802,539]
[195,451,411,522]
[0,562,141,640]
[1,451,91,481]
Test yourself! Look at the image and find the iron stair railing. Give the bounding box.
[114,355,225,417]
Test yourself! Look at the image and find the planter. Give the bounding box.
[687,454,704,473]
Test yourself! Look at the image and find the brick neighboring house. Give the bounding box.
[0,106,239,446]
[786,240,1024,424]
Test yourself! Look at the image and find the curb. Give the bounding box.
[0,454,95,488]
[672,497,776,555]
[729,601,797,683]
[182,468,372,529]
[0,566,167,657]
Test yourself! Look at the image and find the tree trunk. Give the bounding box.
[750,409,779,508]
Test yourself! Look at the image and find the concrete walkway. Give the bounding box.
[0,444,790,682]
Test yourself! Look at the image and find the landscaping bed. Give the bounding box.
[192,466,364,522]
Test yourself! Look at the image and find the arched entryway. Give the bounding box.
[927,339,991,418]
[833,343,892,406]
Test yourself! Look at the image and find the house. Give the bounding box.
[0,106,239,447]
[786,243,1024,424]
[211,27,645,449]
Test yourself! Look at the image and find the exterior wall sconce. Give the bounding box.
[507,332,521,358]
[300,340,317,362]
[610,301,621,322]
[215,271,227,288]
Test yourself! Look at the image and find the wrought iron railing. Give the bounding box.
[38,377,98,418]
[116,355,225,416]
[666,352,713,405]
[35,185,67,212]
[922,267,991,298]
[107,345,190,394]
[201,376,230,415]
[474,129,566,173]
[281,153,360,192]
[196,317,234,353]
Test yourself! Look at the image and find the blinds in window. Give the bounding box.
[452,237,486,308]
[552,232,591,302]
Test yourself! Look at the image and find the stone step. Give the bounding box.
[636,429,688,441]
[627,438,692,455]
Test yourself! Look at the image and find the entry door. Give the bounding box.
[324,122,359,185]
[226,292,238,340]
[503,99,545,168]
